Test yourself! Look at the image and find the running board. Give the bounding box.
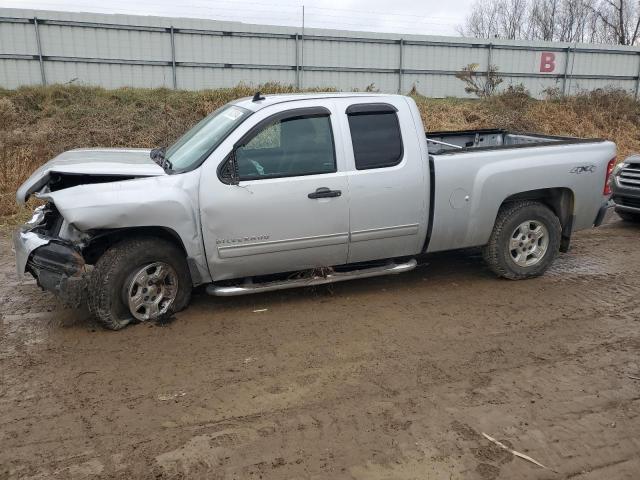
[207,259,418,297]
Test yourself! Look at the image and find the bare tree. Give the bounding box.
[458,0,530,39]
[499,0,529,38]
[529,0,560,41]
[459,0,640,45]
[555,0,598,42]
[457,0,501,38]
[591,0,640,45]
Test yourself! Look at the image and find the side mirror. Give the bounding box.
[222,150,240,185]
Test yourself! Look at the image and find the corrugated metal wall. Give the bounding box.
[1,8,639,98]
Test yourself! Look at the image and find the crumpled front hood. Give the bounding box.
[16,148,166,204]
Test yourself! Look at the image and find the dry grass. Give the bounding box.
[415,88,640,159]
[1,84,639,221]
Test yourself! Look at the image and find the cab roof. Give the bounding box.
[231,92,404,112]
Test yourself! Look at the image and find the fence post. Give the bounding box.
[33,17,46,86]
[562,46,572,96]
[635,53,640,100]
[397,39,404,94]
[295,33,300,89]
[300,33,304,89]
[486,42,492,82]
[170,26,177,89]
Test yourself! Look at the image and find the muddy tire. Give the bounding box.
[483,201,561,280]
[88,237,192,330]
[616,209,640,223]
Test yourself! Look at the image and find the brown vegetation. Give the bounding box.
[454,63,504,98]
[1,84,639,222]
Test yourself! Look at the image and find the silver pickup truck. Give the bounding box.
[14,93,616,330]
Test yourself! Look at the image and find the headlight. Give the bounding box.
[24,205,47,228]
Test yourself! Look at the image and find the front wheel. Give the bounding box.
[483,201,561,280]
[87,237,192,330]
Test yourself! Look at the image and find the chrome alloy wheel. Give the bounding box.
[509,220,549,267]
[126,262,178,321]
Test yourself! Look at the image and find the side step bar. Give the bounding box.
[207,259,417,297]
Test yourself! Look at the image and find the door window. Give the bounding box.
[234,113,336,180]
[347,104,403,170]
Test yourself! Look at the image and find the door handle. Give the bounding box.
[308,187,342,199]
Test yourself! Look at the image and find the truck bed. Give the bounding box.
[426,129,602,155]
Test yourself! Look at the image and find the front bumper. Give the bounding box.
[13,218,88,307]
[13,229,51,276]
[614,201,640,215]
[612,176,640,214]
[612,196,640,215]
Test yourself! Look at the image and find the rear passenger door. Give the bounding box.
[339,99,429,263]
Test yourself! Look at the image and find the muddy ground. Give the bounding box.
[1,216,639,480]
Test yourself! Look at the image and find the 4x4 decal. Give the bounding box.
[569,165,596,174]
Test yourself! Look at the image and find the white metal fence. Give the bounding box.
[1,8,639,98]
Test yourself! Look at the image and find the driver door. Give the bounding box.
[200,104,350,281]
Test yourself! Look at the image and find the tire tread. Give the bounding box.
[87,237,191,330]
[482,200,561,280]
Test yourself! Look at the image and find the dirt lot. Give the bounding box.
[1,216,639,480]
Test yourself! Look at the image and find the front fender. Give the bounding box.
[38,173,211,284]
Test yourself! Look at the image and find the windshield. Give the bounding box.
[165,104,251,171]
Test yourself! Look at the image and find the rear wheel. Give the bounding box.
[616,209,640,223]
[483,201,561,280]
[88,237,192,330]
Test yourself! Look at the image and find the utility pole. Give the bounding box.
[301,5,305,89]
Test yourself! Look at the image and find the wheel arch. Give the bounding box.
[82,226,202,284]
[500,187,574,252]
[84,226,184,261]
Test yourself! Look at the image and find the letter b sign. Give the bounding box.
[540,52,555,73]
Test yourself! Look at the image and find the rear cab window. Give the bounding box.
[346,103,403,170]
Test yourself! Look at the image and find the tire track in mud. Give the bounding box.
[146,306,639,479]
[1,218,640,479]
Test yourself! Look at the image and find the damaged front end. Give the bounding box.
[13,204,88,307]
[13,148,169,307]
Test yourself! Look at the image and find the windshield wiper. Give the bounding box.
[150,146,173,173]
